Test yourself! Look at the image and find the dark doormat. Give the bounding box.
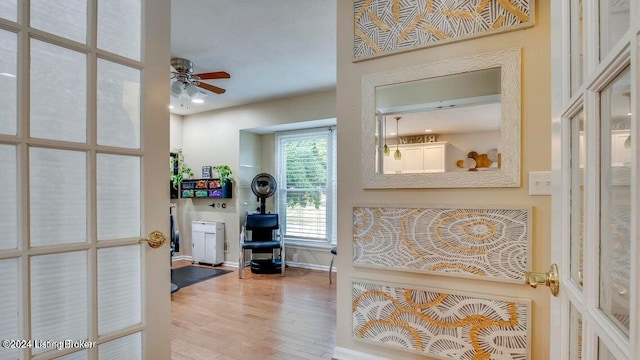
[171,266,232,290]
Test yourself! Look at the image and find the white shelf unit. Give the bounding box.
[383,141,448,174]
[192,221,225,266]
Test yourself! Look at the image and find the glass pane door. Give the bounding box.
[0,29,17,135]
[598,0,629,60]
[570,0,584,94]
[0,1,170,359]
[570,110,585,289]
[598,67,631,335]
[551,0,638,359]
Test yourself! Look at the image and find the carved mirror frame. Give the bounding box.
[361,48,521,189]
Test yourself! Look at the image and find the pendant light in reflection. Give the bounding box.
[394,116,402,160]
[383,116,390,156]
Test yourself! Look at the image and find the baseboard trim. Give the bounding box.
[332,347,390,360]
[172,255,192,262]
[223,261,333,272]
[175,258,335,273]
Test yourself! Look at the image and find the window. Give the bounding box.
[276,127,336,246]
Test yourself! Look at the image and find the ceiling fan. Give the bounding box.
[170,57,230,100]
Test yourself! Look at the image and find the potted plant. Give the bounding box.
[211,165,234,198]
[170,149,194,192]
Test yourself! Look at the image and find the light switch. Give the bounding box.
[529,171,552,196]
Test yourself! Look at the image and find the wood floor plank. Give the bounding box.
[171,262,336,360]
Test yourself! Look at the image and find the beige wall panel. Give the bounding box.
[336,0,550,359]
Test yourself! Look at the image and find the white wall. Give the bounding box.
[238,131,264,215]
[169,113,183,150]
[260,133,276,179]
[175,90,336,266]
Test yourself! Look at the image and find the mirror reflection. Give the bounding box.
[375,68,502,175]
[361,48,520,188]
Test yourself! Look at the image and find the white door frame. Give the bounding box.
[141,0,172,358]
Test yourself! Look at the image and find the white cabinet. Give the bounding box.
[579,130,631,168]
[611,130,631,166]
[383,142,448,174]
[402,146,425,173]
[423,144,446,172]
[382,150,403,174]
[192,221,225,265]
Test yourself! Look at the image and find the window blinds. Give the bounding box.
[276,127,337,244]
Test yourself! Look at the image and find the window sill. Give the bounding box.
[284,240,335,250]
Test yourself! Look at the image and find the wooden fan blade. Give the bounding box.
[194,71,230,80]
[197,82,226,94]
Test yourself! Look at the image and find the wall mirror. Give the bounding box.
[361,48,521,188]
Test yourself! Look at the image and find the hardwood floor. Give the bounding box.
[171,261,337,360]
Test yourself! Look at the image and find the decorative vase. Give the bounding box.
[221,179,232,198]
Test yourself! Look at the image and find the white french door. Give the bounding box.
[551,0,638,359]
[0,1,171,359]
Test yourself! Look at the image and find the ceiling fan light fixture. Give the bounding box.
[185,83,201,98]
[170,57,230,102]
[170,81,184,97]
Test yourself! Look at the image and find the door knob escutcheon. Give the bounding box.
[524,263,559,296]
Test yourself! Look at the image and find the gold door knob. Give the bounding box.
[524,263,559,296]
[139,231,167,248]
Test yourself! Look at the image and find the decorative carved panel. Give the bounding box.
[353,206,530,283]
[354,0,535,60]
[353,280,530,359]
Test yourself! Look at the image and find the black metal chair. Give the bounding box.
[170,210,180,293]
[329,246,337,284]
[239,213,285,278]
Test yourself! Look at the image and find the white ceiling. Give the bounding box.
[169,0,337,116]
[169,3,632,135]
[383,102,502,138]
